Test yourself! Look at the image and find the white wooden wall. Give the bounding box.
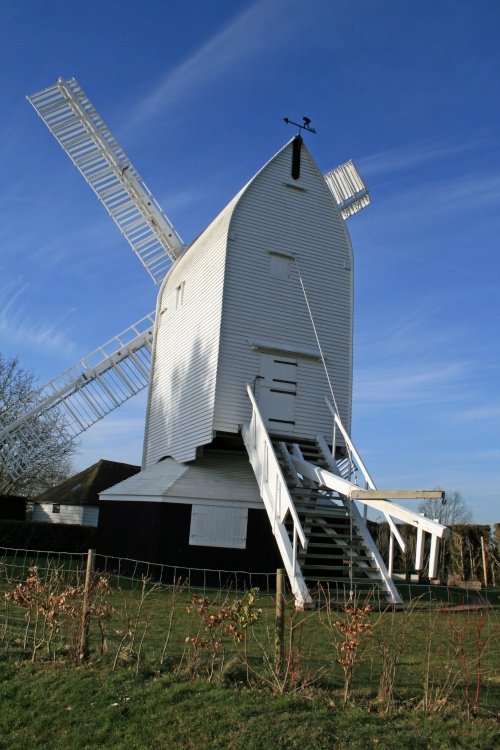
[143,204,236,465]
[214,142,353,439]
[144,139,353,465]
[33,503,99,527]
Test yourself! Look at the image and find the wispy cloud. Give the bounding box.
[459,404,500,421]
[354,361,468,406]
[127,0,294,131]
[357,166,500,251]
[0,278,77,354]
[356,304,462,358]
[358,136,493,180]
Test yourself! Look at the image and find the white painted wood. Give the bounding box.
[100,452,263,508]
[306,439,402,603]
[28,78,184,280]
[242,385,311,607]
[214,141,353,442]
[291,450,449,539]
[415,525,425,571]
[144,139,354,466]
[428,534,440,579]
[269,253,291,280]
[388,532,394,578]
[189,505,248,549]
[257,354,297,431]
[82,507,99,527]
[33,502,98,527]
[143,197,236,465]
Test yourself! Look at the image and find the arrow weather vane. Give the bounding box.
[283,116,317,134]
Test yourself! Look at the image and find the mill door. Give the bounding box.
[258,354,297,433]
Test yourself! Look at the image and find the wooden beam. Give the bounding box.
[351,490,445,500]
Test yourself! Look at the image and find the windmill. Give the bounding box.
[0,78,448,605]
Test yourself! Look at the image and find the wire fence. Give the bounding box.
[0,545,499,713]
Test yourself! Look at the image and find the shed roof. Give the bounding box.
[36,459,141,506]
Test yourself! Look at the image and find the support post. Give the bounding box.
[388,532,394,578]
[415,526,425,573]
[481,535,488,588]
[428,533,440,580]
[79,548,96,661]
[275,568,285,673]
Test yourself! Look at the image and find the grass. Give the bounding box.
[0,558,499,748]
[0,655,498,750]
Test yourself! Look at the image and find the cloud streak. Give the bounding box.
[127,0,294,130]
[354,361,468,406]
[0,278,77,354]
[458,404,500,421]
[358,136,494,180]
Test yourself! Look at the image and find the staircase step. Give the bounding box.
[306,532,363,542]
[293,506,348,517]
[307,541,358,549]
[251,431,397,605]
[302,565,382,583]
[303,552,372,561]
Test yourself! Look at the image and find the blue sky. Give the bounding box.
[1,0,499,525]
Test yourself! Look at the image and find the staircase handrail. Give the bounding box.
[243,385,306,549]
[325,396,376,490]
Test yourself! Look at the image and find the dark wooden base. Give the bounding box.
[97,500,282,585]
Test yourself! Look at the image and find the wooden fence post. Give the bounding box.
[79,548,96,660]
[275,568,285,672]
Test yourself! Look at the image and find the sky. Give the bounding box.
[0,0,499,526]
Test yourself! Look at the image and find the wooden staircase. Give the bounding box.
[273,436,394,602]
[243,385,447,607]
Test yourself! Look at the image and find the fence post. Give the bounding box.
[275,568,285,672]
[79,548,96,661]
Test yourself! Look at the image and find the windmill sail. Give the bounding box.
[324,159,370,219]
[28,78,184,284]
[0,314,155,482]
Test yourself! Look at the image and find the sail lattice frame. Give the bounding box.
[28,78,184,283]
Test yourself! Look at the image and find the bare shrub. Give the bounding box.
[320,589,374,706]
[4,564,112,662]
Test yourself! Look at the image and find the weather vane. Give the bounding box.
[283,116,317,135]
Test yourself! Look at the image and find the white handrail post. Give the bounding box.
[428,532,440,580]
[293,525,298,578]
[415,524,425,572]
[388,531,394,578]
[242,384,311,607]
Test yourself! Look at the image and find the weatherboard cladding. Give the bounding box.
[144,139,353,465]
[143,206,233,466]
[214,141,353,438]
[32,504,99,527]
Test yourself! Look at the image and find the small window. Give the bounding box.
[176,281,185,308]
[52,504,60,514]
[270,254,290,280]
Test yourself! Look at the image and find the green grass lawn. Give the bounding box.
[0,656,498,750]
[0,559,499,748]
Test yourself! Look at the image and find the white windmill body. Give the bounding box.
[144,138,352,466]
[0,80,450,605]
